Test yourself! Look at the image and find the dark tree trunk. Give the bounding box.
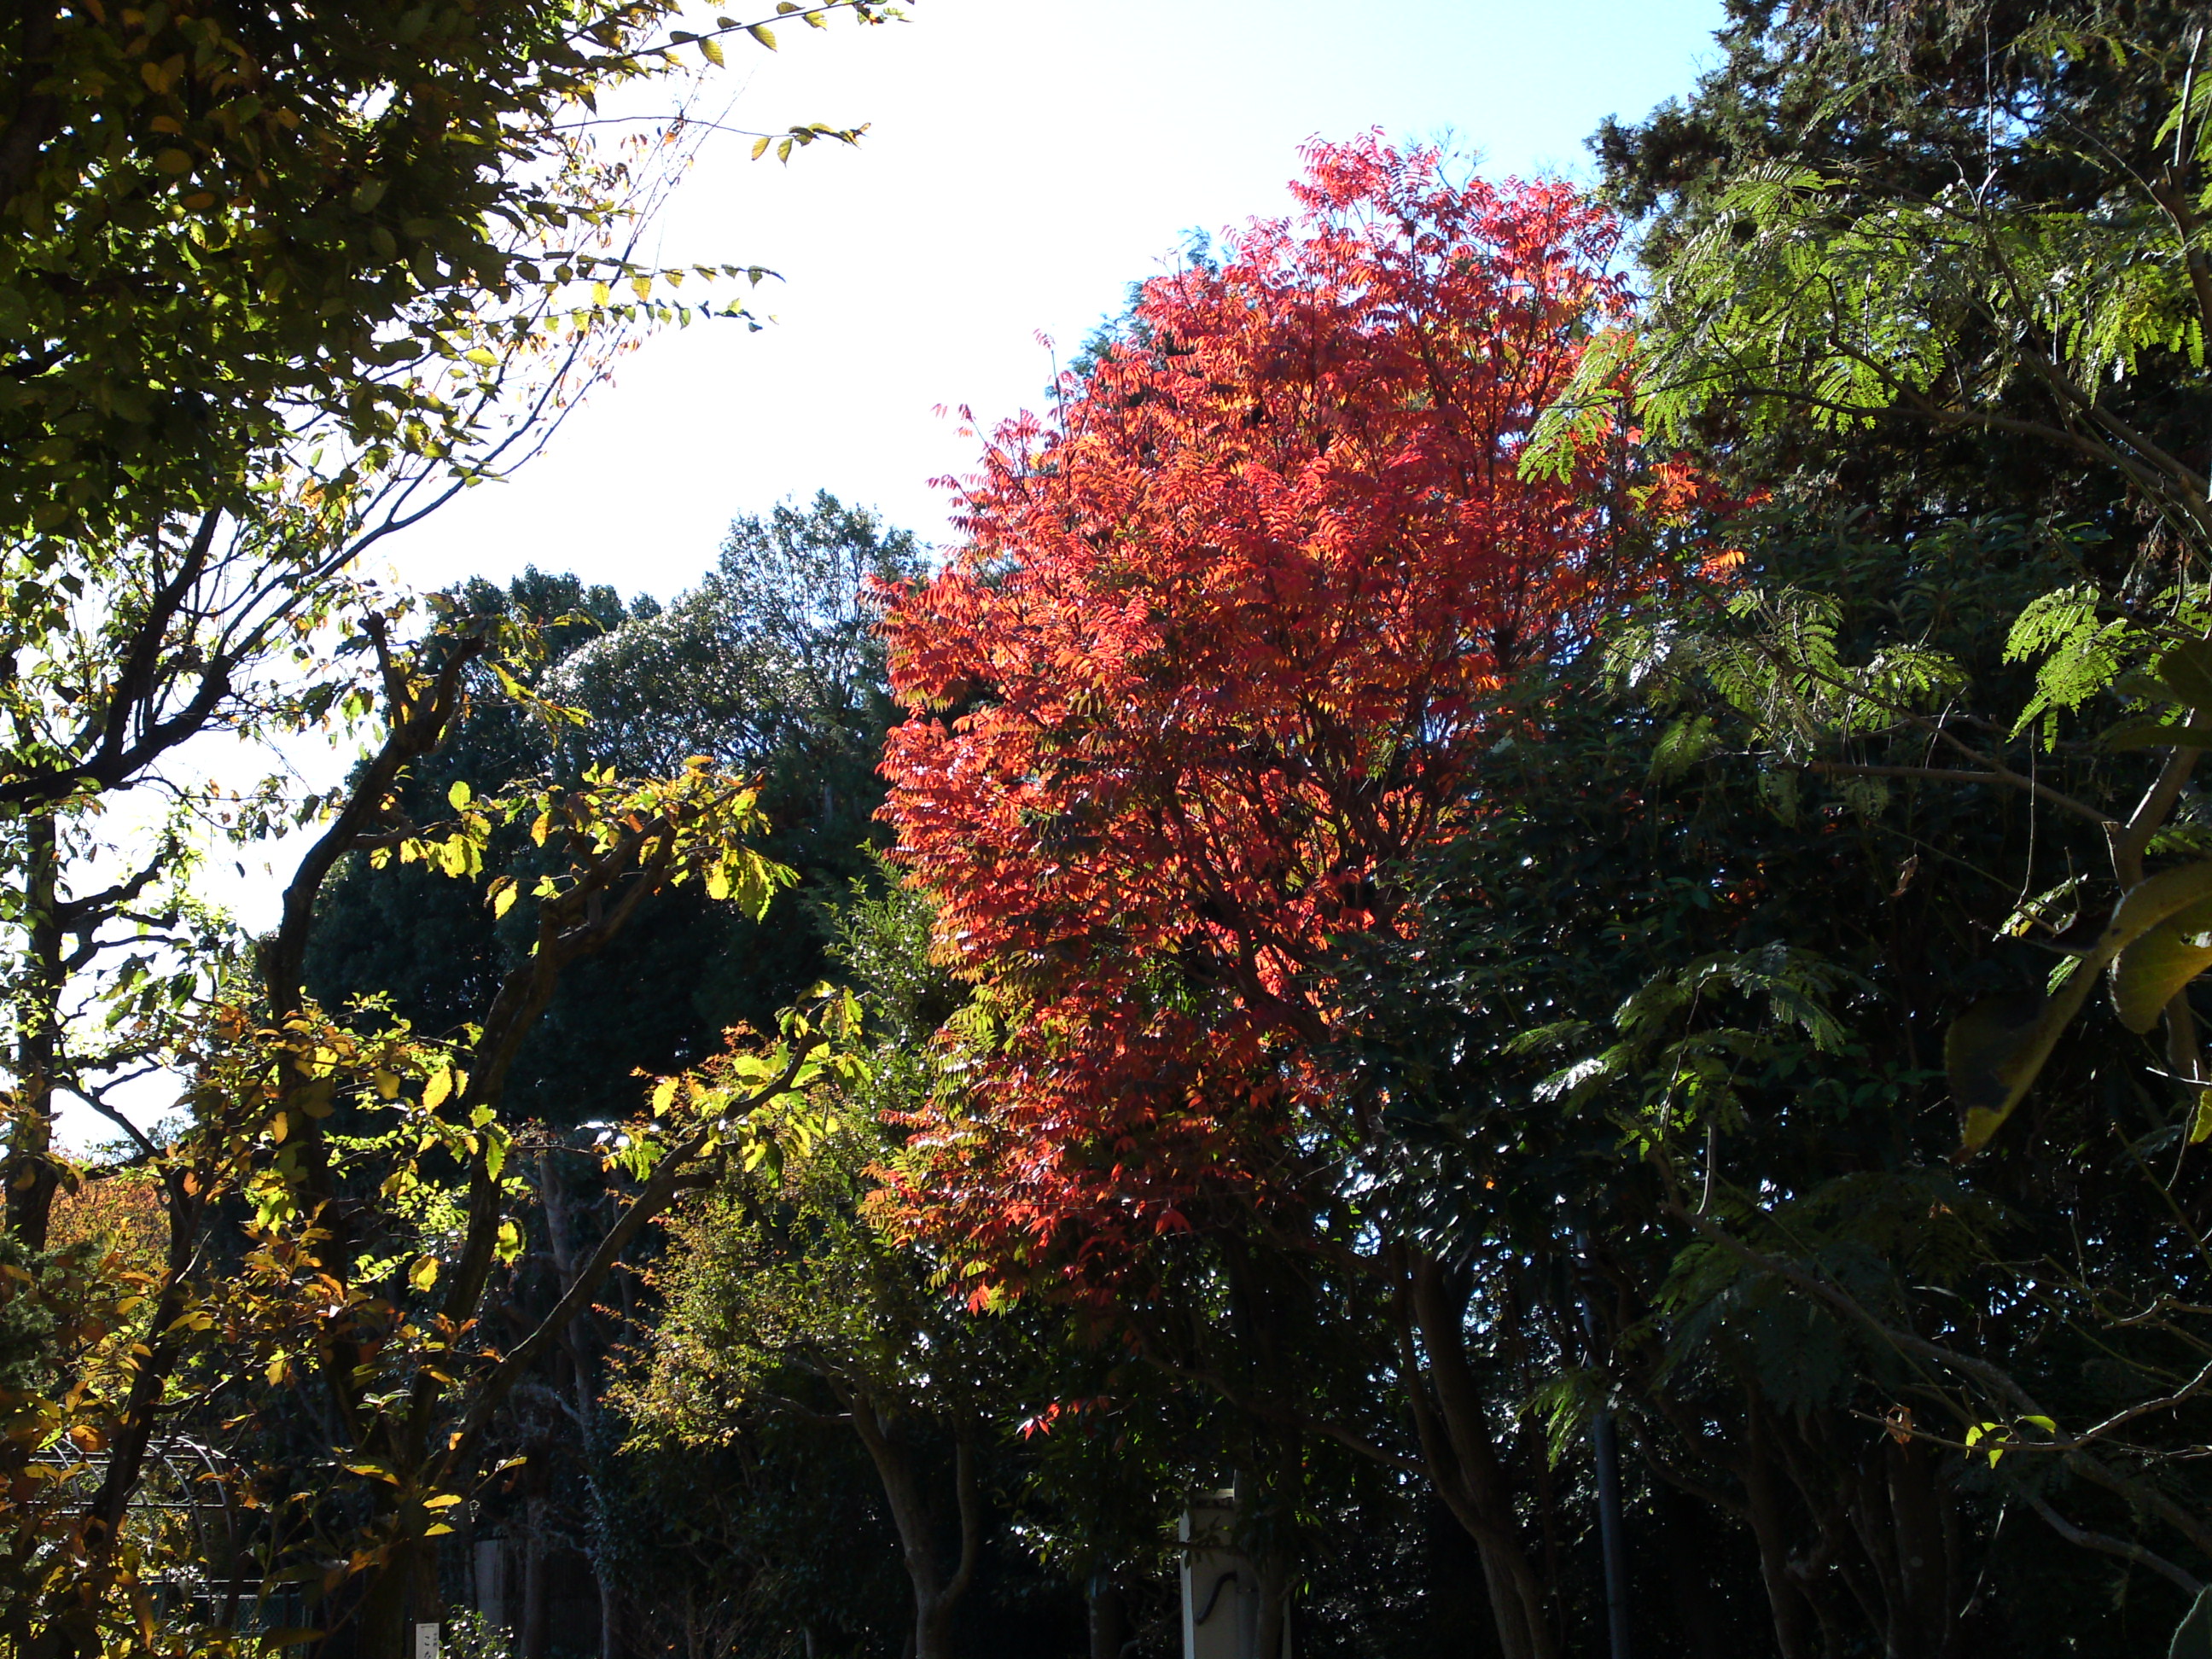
[1087,1575,1126,1659]
[841,1388,981,1659]
[1398,1249,1557,1659]
[521,1491,551,1659]
[7,810,61,1247]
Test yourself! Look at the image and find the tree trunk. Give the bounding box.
[1253,1554,1292,1659]
[539,1154,625,1659]
[1086,1575,1126,1659]
[521,1491,551,1659]
[1743,1401,1815,1659]
[7,810,61,1247]
[841,1388,982,1659]
[1400,1249,1557,1659]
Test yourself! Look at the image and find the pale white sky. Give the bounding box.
[383,0,1726,597]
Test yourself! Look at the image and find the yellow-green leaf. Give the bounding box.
[748,22,777,48]
[422,1068,452,1111]
[651,1075,679,1116]
[750,135,771,160]
[2110,895,2212,1033]
[408,1255,439,1292]
[448,779,473,809]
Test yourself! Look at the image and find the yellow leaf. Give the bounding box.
[748,22,777,48]
[374,1070,400,1100]
[492,882,518,920]
[448,779,473,809]
[591,280,612,306]
[700,35,725,66]
[409,1255,439,1292]
[463,348,498,368]
[630,274,652,300]
[154,148,192,175]
[651,1075,678,1116]
[269,1111,288,1144]
[422,1493,463,1509]
[750,135,771,160]
[706,861,731,902]
[423,1068,452,1111]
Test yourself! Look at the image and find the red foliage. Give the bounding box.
[876,137,1704,1296]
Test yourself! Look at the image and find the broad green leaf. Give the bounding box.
[2111,895,2212,1032]
[1957,859,2212,1150]
[2171,1586,2212,1659]
[2104,716,2212,750]
[2157,639,2212,719]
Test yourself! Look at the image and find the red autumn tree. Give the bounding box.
[875,137,1699,1659]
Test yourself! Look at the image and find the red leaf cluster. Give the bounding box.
[875,136,1704,1298]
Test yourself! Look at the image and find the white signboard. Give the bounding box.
[412,1623,439,1659]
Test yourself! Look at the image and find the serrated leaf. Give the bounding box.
[749,22,777,48]
[422,1068,452,1111]
[700,35,726,66]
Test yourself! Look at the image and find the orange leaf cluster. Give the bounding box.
[876,137,1703,1298]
